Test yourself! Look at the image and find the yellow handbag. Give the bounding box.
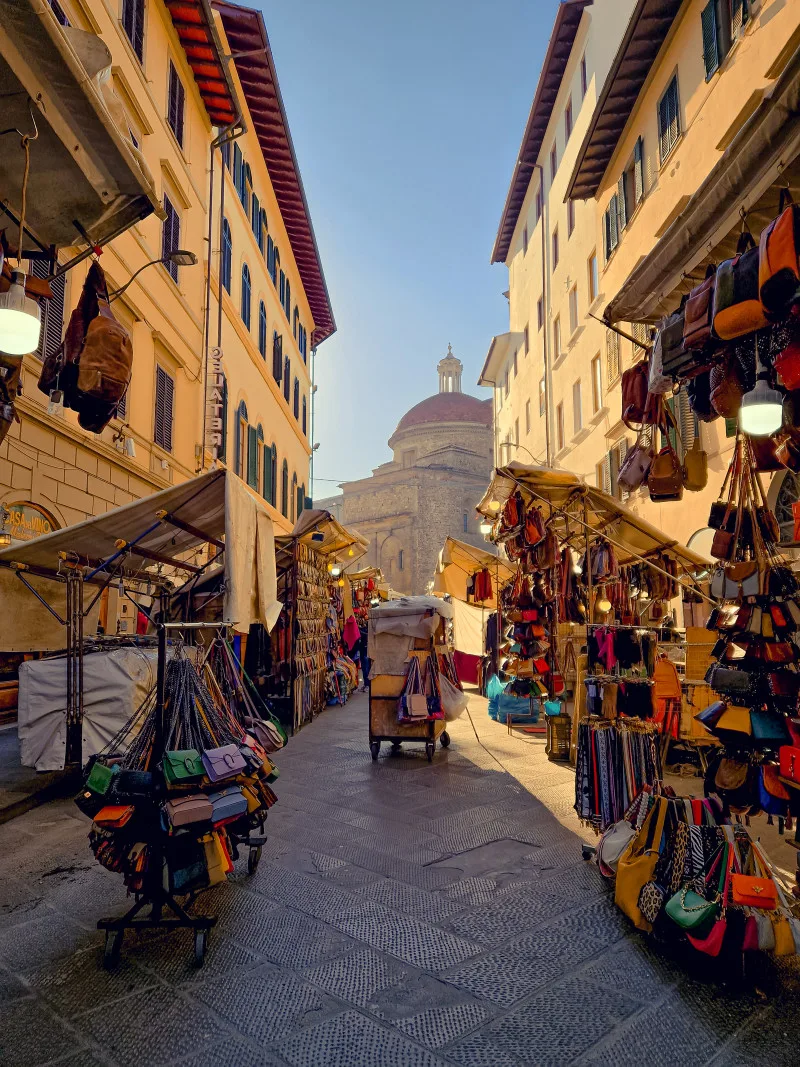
[772,912,796,956]
[200,831,230,885]
[615,796,669,932]
[716,706,752,734]
[242,785,261,814]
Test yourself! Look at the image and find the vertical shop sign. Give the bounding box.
[207,346,224,458]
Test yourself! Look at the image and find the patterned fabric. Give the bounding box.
[669,823,690,894]
[638,880,666,924]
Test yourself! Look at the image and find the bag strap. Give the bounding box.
[779,186,795,213]
[736,230,756,255]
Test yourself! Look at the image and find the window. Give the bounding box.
[603,193,619,261]
[161,195,180,282]
[588,250,598,303]
[258,301,267,358]
[535,187,542,224]
[615,137,645,233]
[564,97,573,141]
[567,198,575,237]
[246,424,261,490]
[551,227,559,268]
[556,402,565,452]
[122,0,144,61]
[522,225,528,255]
[514,417,519,443]
[702,0,749,80]
[631,320,649,356]
[513,350,518,378]
[600,440,630,500]
[658,75,681,162]
[291,473,298,522]
[553,315,561,360]
[259,209,268,257]
[251,193,261,244]
[241,263,251,329]
[569,285,578,335]
[279,270,285,307]
[606,328,621,382]
[293,377,300,419]
[580,53,588,98]
[292,306,299,340]
[573,380,582,434]
[234,400,248,478]
[523,325,529,355]
[299,325,308,362]
[154,366,174,452]
[167,61,185,147]
[272,246,280,287]
[117,389,127,421]
[49,0,69,25]
[539,377,546,416]
[233,143,243,197]
[272,331,282,384]
[221,218,232,293]
[503,368,509,395]
[264,443,277,504]
[591,354,603,413]
[298,483,306,517]
[281,460,289,517]
[221,140,231,170]
[302,395,307,435]
[398,549,404,572]
[550,143,557,183]
[283,356,290,402]
[241,163,252,217]
[463,513,469,534]
[537,295,543,330]
[284,277,291,320]
[525,399,531,435]
[266,235,275,279]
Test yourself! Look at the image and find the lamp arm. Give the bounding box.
[108,256,166,302]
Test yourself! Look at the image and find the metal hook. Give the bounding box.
[0,97,40,143]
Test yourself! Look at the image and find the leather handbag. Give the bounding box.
[617,434,654,492]
[648,445,684,502]
[779,745,800,782]
[596,819,637,876]
[709,353,745,418]
[687,370,717,421]
[665,882,720,934]
[716,706,752,735]
[86,759,118,796]
[682,437,708,492]
[694,700,726,731]
[774,337,800,390]
[713,231,767,339]
[660,305,694,380]
[621,360,652,429]
[163,749,205,786]
[759,188,800,320]
[686,846,732,958]
[705,664,752,698]
[164,793,213,828]
[208,785,249,825]
[93,805,135,829]
[683,265,717,351]
[201,744,247,783]
[615,796,669,932]
[751,709,790,745]
[715,758,749,790]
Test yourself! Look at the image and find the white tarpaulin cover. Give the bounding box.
[0,470,280,644]
[452,598,486,657]
[368,596,453,676]
[18,647,158,772]
[0,569,101,652]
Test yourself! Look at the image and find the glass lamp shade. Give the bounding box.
[0,272,41,354]
[739,378,784,436]
[331,564,341,577]
[479,520,493,535]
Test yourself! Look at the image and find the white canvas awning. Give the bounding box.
[433,536,514,602]
[285,508,369,562]
[0,469,280,645]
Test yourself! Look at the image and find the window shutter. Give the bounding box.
[633,137,644,204]
[603,208,611,261]
[293,379,299,418]
[283,358,290,402]
[122,0,144,61]
[658,92,670,160]
[154,366,174,452]
[31,260,65,363]
[724,417,737,438]
[262,444,272,501]
[168,63,185,147]
[247,425,258,488]
[601,453,612,495]
[302,396,307,435]
[272,332,282,383]
[732,0,748,37]
[617,175,627,232]
[608,194,618,251]
[220,376,227,460]
[677,388,697,454]
[616,439,629,501]
[701,1,719,79]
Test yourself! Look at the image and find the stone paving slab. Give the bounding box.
[0,689,799,1065]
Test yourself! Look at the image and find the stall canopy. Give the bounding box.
[0,0,164,251]
[477,463,710,573]
[433,536,514,602]
[285,509,369,562]
[0,469,281,642]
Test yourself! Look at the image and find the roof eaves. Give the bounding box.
[490,0,593,265]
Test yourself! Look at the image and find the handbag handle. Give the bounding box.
[779,186,795,213]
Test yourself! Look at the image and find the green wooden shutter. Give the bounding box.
[633,137,644,205]
[617,175,627,232]
[247,426,258,488]
[701,0,719,79]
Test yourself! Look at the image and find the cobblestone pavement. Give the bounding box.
[1,690,799,1066]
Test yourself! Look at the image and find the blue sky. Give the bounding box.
[255,0,556,493]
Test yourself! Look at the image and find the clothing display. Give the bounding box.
[574,717,661,831]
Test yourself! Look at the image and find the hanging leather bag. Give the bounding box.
[648,445,683,502]
[682,436,708,492]
[615,796,669,932]
[759,188,800,321]
[621,359,655,429]
[660,305,692,380]
[713,231,767,339]
[774,336,800,390]
[709,352,745,418]
[683,264,718,351]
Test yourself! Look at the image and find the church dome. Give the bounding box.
[395,392,492,432]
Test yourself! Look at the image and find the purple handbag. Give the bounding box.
[201,743,246,783]
[617,436,654,493]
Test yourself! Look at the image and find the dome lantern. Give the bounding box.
[437,343,463,394]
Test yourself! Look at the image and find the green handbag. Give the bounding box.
[86,760,117,796]
[665,844,727,933]
[163,749,205,785]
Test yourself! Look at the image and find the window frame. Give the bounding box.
[167,60,185,149]
[564,96,573,141]
[525,399,531,435]
[154,364,175,453]
[567,198,575,238]
[121,0,145,62]
[553,315,561,361]
[258,300,267,357]
[556,401,565,452]
[240,262,251,329]
[588,250,598,304]
[568,284,579,336]
[221,217,232,293]
[591,354,603,414]
[657,73,681,164]
[572,379,582,435]
[580,53,588,98]
[552,226,559,269]
[549,143,557,183]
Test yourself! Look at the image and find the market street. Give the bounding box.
[0,690,796,1067]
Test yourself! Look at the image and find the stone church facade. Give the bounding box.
[317,349,493,594]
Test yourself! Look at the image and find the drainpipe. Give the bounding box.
[535,163,553,468]
[309,344,318,501]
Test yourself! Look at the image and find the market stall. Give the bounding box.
[368,595,464,762]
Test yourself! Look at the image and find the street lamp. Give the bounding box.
[108,251,198,301]
[499,440,544,465]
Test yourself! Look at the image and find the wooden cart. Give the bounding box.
[369,649,449,762]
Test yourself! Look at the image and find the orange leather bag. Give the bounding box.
[759,189,800,320]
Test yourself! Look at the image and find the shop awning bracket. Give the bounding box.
[156,509,225,550]
[14,568,64,624]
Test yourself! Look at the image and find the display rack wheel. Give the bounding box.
[581,844,596,862]
[370,741,380,761]
[103,929,123,969]
[390,741,401,752]
[425,741,434,763]
[194,928,209,967]
[440,731,451,748]
[248,845,262,875]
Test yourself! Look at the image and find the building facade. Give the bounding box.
[319,350,493,594]
[0,0,333,551]
[480,0,635,478]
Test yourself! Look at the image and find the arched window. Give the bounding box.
[234,400,248,479]
[298,483,306,516]
[258,301,267,358]
[242,162,252,215]
[281,460,289,518]
[272,331,282,384]
[264,442,276,505]
[233,144,242,194]
[273,247,280,288]
[266,234,275,279]
[279,270,285,307]
[293,305,299,340]
[221,218,232,293]
[259,209,268,256]
[398,549,404,571]
[284,278,291,320]
[247,423,263,491]
[301,395,307,436]
[251,192,260,242]
[293,378,299,419]
[283,357,290,402]
[241,263,251,328]
[291,473,298,522]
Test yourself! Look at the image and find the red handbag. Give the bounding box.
[774,338,800,390]
[779,745,800,783]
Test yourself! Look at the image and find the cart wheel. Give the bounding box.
[440,731,451,748]
[390,741,401,752]
[370,741,380,761]
[194,928,209,967]
[581,844,596,862]
[103,929,123,969]
[425,742,434,763]
[248,845,262,875]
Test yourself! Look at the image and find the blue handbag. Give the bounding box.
[759,767,789,816]
[544,700,563,716]
[750,708,790,744]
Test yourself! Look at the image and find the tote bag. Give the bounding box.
[615,796,669,932]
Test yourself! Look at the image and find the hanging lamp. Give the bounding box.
[740,335,783,436]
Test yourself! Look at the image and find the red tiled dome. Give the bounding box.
[395,393,492,432]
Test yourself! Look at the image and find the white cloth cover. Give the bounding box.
[452,599,486,657]
[17,647,158,772]
[224,474,281,633]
